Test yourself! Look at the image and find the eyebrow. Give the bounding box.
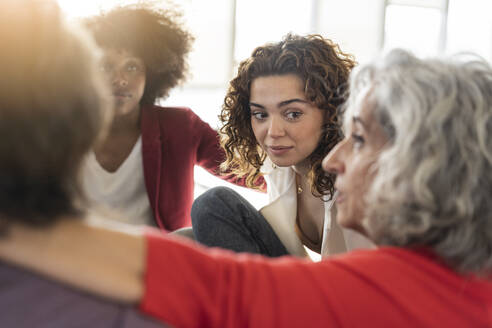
[249,98,308,109]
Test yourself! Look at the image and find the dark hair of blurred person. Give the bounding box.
[0,1,166,326]
[0,0,109,225]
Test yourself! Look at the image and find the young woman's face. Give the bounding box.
[249,74,325,167]
[100,48,146,117]
[322,96,388,234]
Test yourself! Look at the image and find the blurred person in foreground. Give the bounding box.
[0,0,166,326]
[1,2,491,325]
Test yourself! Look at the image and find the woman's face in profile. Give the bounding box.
[249,74,325,167]
[100,48,146,117]
[322,96,388,235]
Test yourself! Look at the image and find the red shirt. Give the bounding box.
[140,231,492,328]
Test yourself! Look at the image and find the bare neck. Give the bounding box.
[293,162,325,253]
[109,107,141,135]
[94,110,142,172]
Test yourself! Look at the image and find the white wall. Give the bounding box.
[317,0,386,64]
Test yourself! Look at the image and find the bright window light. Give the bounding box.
[383,4,442,57]
[234,0,313,62]
[57,0,136,19]
[446,0,492,61]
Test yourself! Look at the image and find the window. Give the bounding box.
[234,0,314,63]
[382,0,448,56]
[446,0,492,61]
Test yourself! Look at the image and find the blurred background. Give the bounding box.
[58,0,492,208]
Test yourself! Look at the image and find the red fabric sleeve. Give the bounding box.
[139,231,492,328]
[140,231,343,328]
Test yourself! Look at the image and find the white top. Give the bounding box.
[260,158,374,259]
[81,137,154,226]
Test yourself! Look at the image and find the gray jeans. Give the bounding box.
[191,187,289,257]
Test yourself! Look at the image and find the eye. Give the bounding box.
[251,111,268,121]
[126,63,138,72]
[351,133,365,149]
[285,111,303,121]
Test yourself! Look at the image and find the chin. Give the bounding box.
[336,210,356,229]
[271,160,296,167]
[338,215,366,235]
[269,156,303,168]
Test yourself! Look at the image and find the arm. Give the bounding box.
[140,231,343,328]
[141,234,461,328]
[0,217,145,303]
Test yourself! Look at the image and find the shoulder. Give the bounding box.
[328,247,445,275]
[0,262,165,327]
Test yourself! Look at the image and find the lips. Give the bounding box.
[269,145,291,150]
[113,91,131,98]
[334,186,345,203]
[335,192,345,203]
[267,145,293,156]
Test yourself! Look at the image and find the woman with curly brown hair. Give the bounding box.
[192,34,373,258]
[81,4,233,232]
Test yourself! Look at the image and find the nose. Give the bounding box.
[267,116,285,138]
[111,71,128,88]
[322,140,345,174]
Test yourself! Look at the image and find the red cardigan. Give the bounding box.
[141,232,492,328]
[141,105,228,231]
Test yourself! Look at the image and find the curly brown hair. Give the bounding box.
[220,34,355,197]
[85,2,193,105]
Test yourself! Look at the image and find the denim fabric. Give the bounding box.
[191,187,288,257]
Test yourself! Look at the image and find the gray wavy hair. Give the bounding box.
[346,49,492,274]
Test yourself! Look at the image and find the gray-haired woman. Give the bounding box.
[2,48,491,327]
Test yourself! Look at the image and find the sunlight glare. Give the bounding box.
[57,0,135,19]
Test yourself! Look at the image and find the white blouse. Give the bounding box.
[81,137,153,226]
[260,158,374,259]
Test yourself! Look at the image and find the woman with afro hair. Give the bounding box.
[82,3,237,232]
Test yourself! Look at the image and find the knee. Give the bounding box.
[203,186,239,199]
[191,187,241,230]
[192,186,240,210]
[191,186,233,224]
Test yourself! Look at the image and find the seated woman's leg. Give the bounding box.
[191,187,288,257]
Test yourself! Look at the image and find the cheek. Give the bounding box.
[128,74,146,95]
[348,161,374,212]
[298,122,323,149]
[337,183,367,232]
[250,120,263,144]
[137,77,146,94]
